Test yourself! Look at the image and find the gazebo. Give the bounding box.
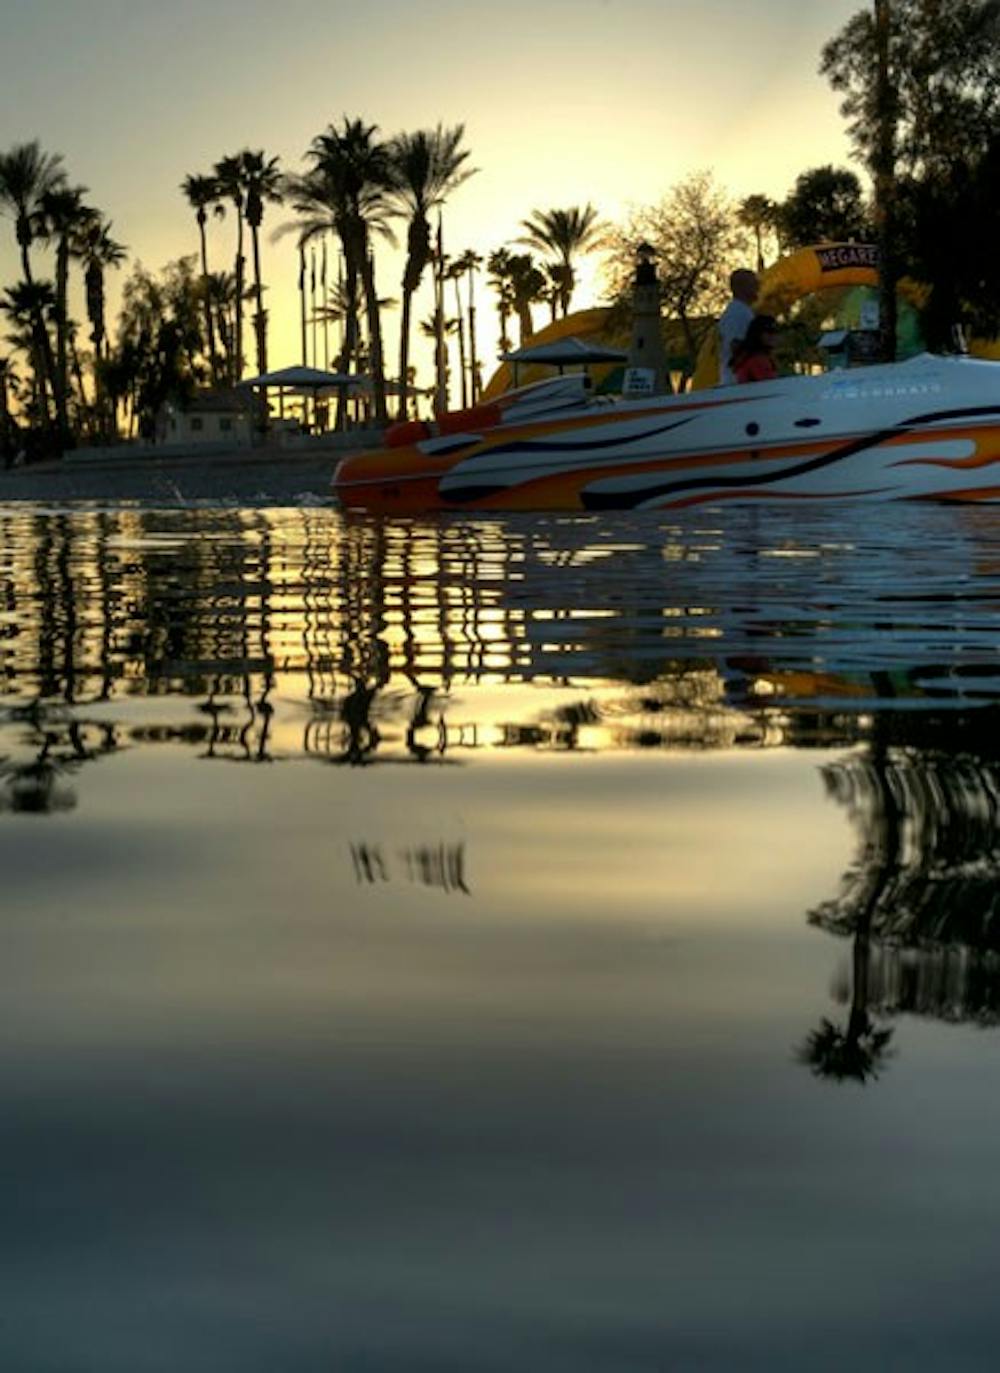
[501,336,627,387]
[238,366,369,432]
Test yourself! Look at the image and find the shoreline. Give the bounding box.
[0,437,372,505]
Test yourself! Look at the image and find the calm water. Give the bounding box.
[4,501,1000,1371]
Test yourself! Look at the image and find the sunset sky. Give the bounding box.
[0,0,866,388]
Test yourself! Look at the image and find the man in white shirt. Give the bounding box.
[717,269,760,384]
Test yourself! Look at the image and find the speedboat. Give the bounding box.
[332,354,1000,512]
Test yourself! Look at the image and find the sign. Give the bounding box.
[816,244,879,273]
[860,299,881,330]
[622,367,656,397]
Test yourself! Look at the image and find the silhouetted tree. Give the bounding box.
[777,165,870,249]
[738,193,780,271]
[0,141,66,436]
[38,183,95,443]
[517,203,603,317]
[181,172,222,383]
[240,150,283,378]
[305,119,396,423]
[213,154,246,382]
[386,124,474,419]
[822,0,1000,177]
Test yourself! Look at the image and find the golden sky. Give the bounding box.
[0,0,864,390]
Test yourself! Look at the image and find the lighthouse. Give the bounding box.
[624,242,671,397]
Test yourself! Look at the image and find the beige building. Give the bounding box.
[159,390,254,448]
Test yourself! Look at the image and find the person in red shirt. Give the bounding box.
[733,314,779,383]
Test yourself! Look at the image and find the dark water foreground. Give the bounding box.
[3,502,1000,1371]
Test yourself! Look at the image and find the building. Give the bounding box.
[159,389,254,448]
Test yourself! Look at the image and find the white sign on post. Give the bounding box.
[860,299,880,331]
[622,367,656,397]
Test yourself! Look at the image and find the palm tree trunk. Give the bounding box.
[299,245,308,366]
[434,234,447,413]
[321,238,329,371]
[197,214,220,384]
[497,300,510,356]
[233,210,245,383]
[559,259,572,318]
[397,285,414,422]
[216,303,233,384]
[310,247,318,370]
[0,361,13,463]
[251,222,267,376]
[70,334,88,435]
[874,0,898,363]
[467,266,479,403]
[359,241,388,424]
[337,249,361,430]
[54,236,71,442]
[452,274,468,409]
[516,299,533,345]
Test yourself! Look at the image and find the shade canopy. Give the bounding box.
[502,337,628,366]
[238,366,368,393]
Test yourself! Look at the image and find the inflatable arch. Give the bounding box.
[690,243,931,390]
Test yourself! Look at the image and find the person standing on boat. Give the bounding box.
[717,269,760,384]
[732,314,780,383]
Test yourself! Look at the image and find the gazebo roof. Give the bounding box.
[238,366,368,392]
[502,337,628,366]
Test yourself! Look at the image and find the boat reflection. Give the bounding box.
[800,710,1000,1082]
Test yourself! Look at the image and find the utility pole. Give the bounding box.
[874,0,898,363]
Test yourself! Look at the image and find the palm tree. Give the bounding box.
[1,279,56,427]
[181,172,222,383]
[542,262,568,324]
[305,119,397,423]
[738,194,778,272]
[419,308,459,408]
[240,150,283,378]
[213,154,246,382]
[313,277,396,369]
[486,248,516,356]
[444,258,470,407]
[506,253,547,344]
[386,124,475,420]
[279,168,366,427]
[74,216,126,439]
[38,184,95,443]
[304,121,398,422]
[0,141,67,431]
[517,204,603,317]
[453,248,483,401]
[203,270,238,381]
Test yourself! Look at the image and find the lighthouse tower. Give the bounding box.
[624,242,671,397]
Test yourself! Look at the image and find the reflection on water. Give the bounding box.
[800,712,1000,1082]
[8,502,1000,776]
[7,504,1000,1368]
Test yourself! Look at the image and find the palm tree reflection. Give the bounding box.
[0,704,119,814]
[800,711,1000,1083]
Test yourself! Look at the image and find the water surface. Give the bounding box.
[3,502,1000,1371]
